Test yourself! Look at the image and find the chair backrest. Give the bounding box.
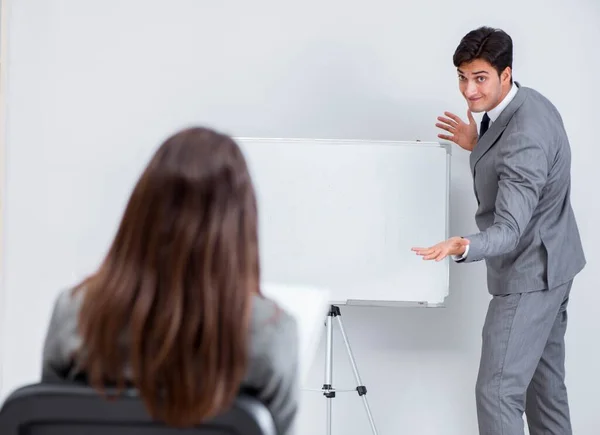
[0,383,277,435]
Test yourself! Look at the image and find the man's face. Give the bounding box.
[457,59,511,113]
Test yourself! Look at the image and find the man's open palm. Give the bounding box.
[412,237,470,262]
[436,111,478,152]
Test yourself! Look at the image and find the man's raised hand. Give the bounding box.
[436,111,478,152]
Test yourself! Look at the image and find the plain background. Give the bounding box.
[0,1,599,434]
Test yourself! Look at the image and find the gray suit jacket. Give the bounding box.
[461,83,586,295]
[41,288,299,435]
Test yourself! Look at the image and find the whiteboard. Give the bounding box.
[238,138,451,306]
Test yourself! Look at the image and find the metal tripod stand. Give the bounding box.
[318,305,379,435]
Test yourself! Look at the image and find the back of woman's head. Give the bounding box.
[77,127,260,427]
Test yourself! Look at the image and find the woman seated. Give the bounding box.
[40,127,299,434]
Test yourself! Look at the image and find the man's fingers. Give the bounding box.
[435,249,448,261]
[419,247,441,260]
[467,110,475,124]
[424,250,440,260]
[435,122,454,133]
[412,246,440,259]
[444,112,463,123]
[437,133,455,142]
[437,116,458,126]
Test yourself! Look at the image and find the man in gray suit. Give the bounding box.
[412,27,586,434]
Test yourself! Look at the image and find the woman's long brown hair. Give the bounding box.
[75,127,260,427]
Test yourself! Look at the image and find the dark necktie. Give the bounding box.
[479,113,490,139]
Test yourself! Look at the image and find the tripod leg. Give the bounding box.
[335,311,379,435]
[323,307,335,435]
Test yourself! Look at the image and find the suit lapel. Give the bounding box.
[470,85,528,172]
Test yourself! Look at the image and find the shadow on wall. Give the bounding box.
[270,41,452,140]
[210,39,459,141]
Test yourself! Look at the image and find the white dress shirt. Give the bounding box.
[453,82,519,262]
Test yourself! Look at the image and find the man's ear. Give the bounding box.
[501,66,512,84]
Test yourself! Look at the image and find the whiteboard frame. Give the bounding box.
[235,137,452,308]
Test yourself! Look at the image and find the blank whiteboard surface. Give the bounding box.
[239,138,450,306]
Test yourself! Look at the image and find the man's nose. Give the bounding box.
[465,81,479,97]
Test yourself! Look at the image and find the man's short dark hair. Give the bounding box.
[453,26,513,79]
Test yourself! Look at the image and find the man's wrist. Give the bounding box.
[452,239,469,262]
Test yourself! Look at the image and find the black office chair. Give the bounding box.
[0,383,278,435]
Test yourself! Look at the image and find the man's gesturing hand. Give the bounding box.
[411,237,470,262]
[436,111,478,152]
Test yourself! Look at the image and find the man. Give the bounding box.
[412,27,586,434]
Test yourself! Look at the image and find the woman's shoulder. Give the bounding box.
[41,286,87,381]
[46,286,87,339]
[52,286,85,315]
[248,294,298,356]
[245,294,299,435]
[250,293,296,330]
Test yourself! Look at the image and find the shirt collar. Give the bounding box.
[487,82,519,123]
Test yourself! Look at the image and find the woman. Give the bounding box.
[41,127,299,434]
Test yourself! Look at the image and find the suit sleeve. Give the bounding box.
[254,313,299,435]
[41,290,81,382]
[462,132,549,262]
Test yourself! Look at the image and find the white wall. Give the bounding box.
[1,0,599,434]
[0,0,9,399]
